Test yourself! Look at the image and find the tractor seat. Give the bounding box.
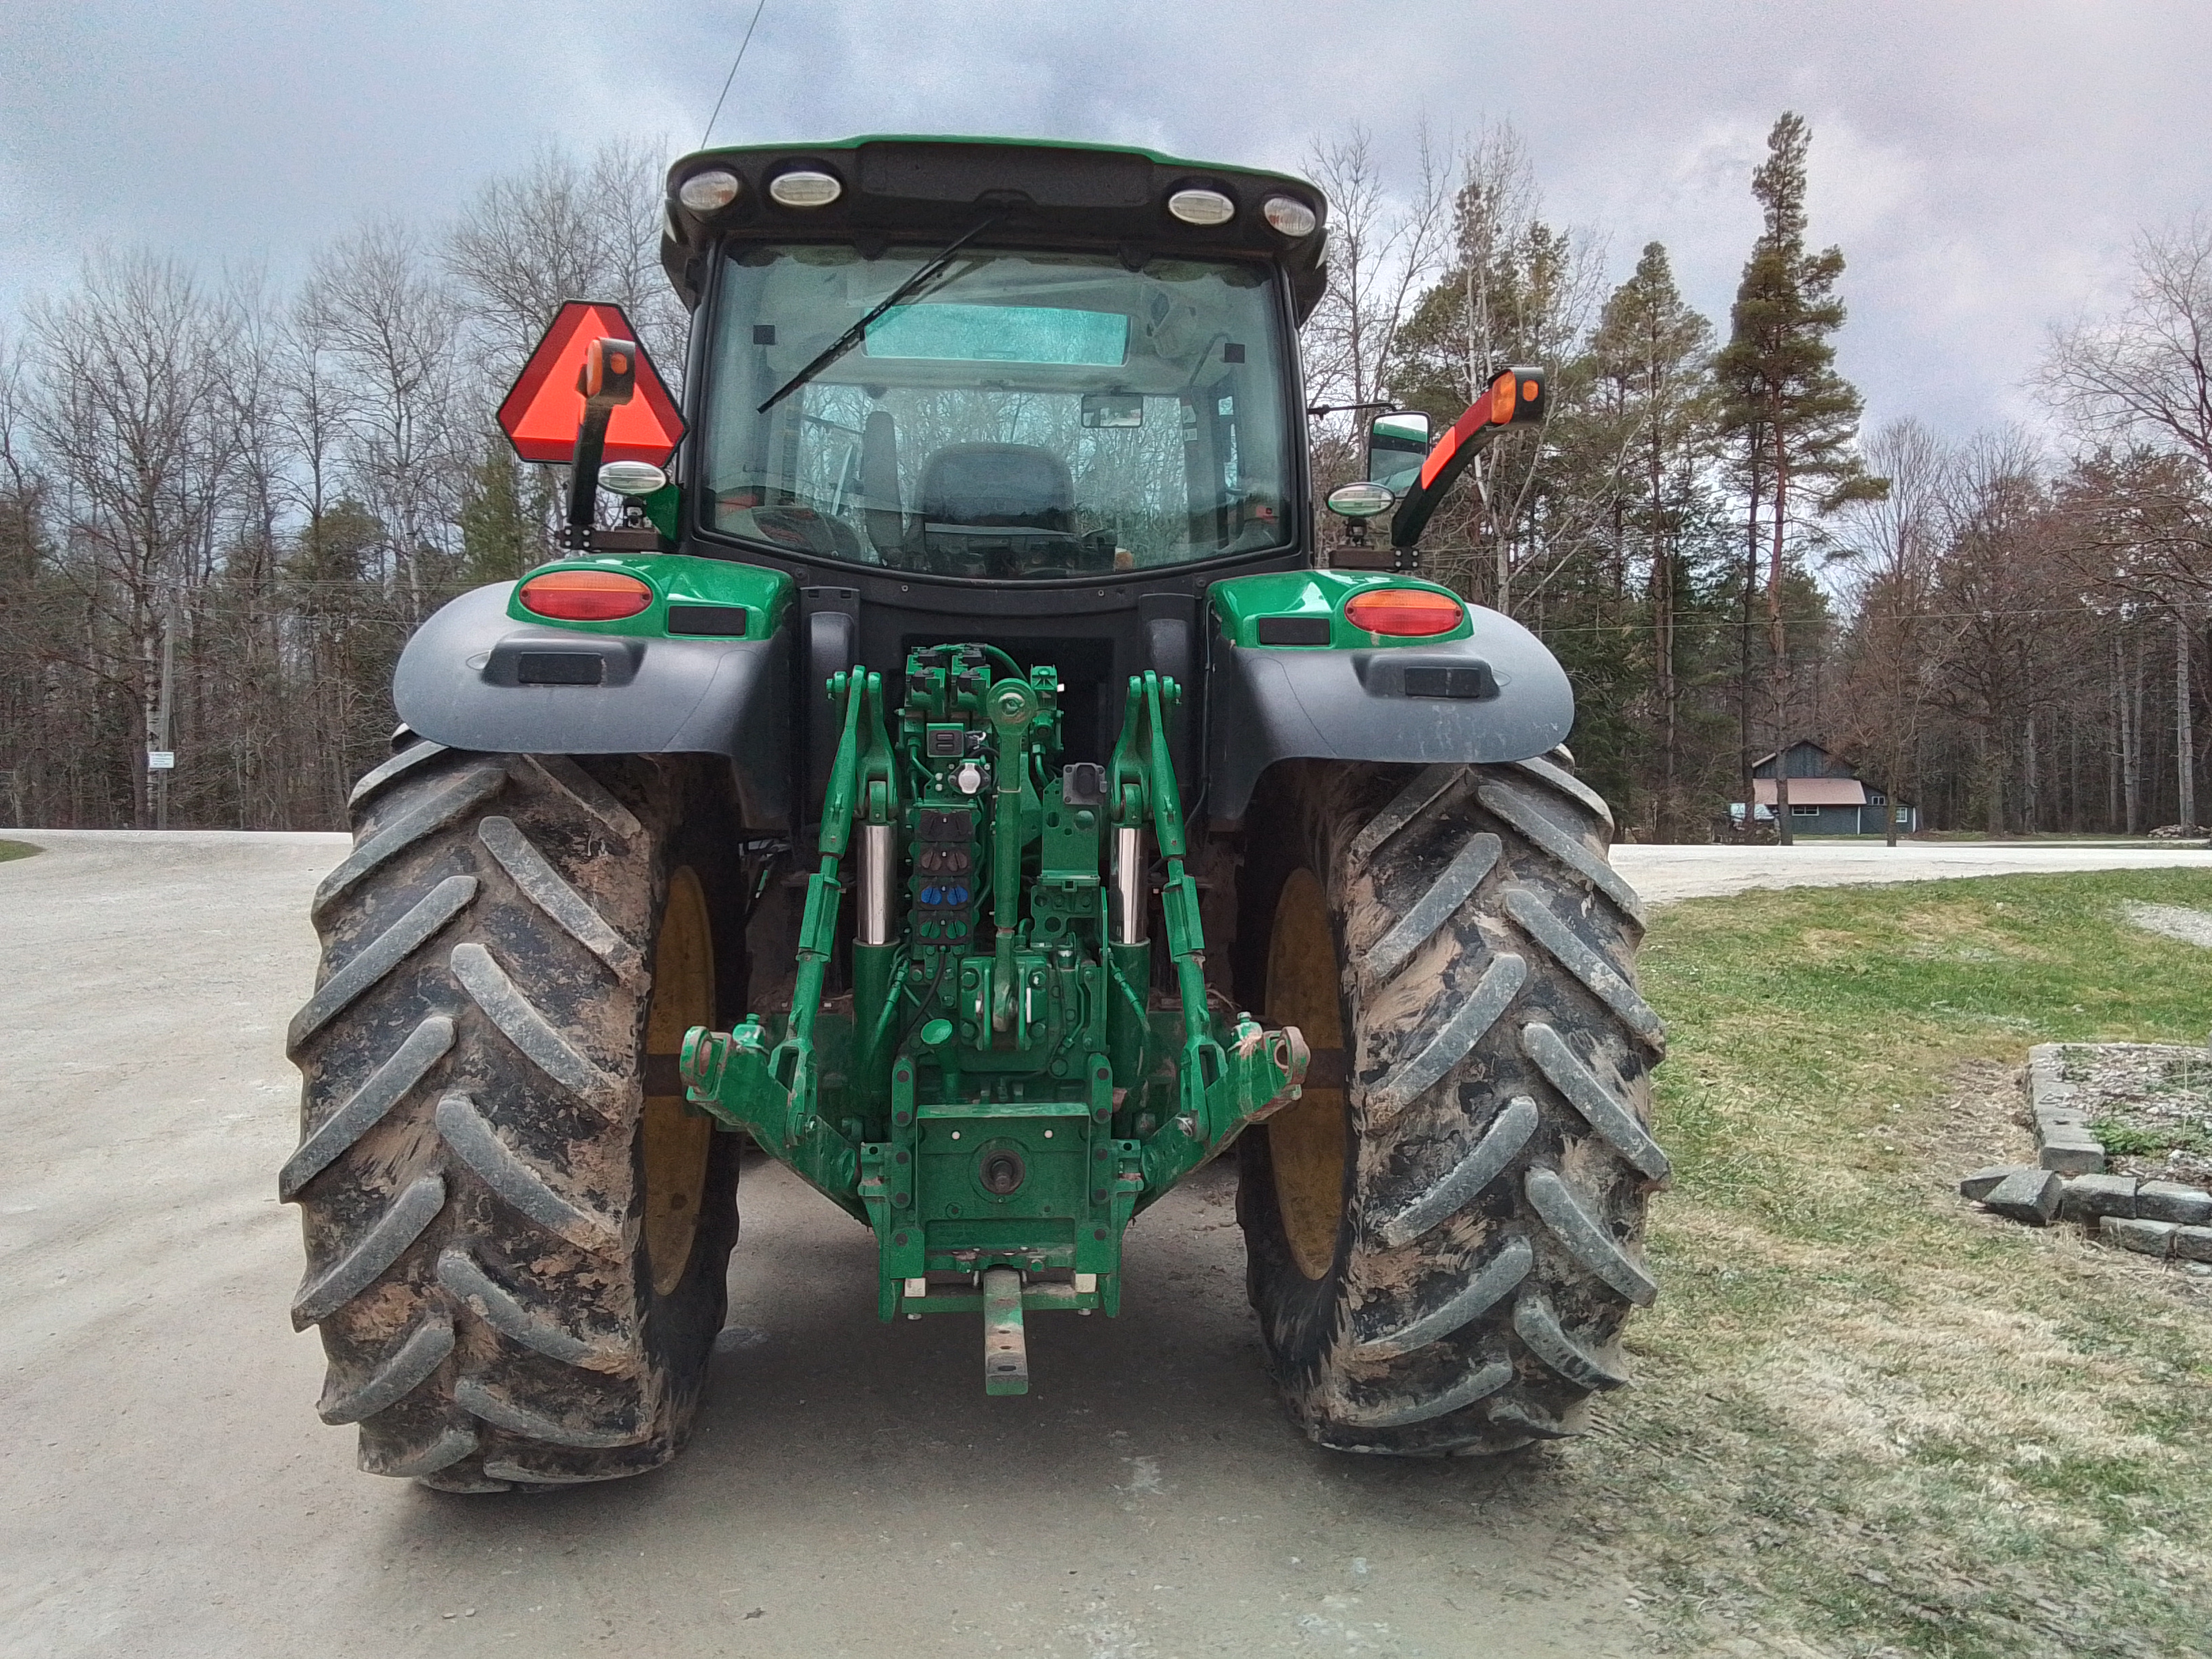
[920,443,1075,531]
[915,443,1082,576]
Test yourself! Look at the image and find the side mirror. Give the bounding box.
[1324,482,1395,519]
[1365,410,1431,495]
[599,460,668,497]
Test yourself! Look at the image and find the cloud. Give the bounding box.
[5,0,2211,441]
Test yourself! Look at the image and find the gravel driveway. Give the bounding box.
[4,826,2207,1658]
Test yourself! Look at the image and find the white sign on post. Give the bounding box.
[146,751,176,771]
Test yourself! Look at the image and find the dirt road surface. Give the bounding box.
[5,828,2209,1658]
[1612,838,2212,903]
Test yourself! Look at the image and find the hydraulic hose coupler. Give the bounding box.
[857,822,895,947]
[1111,825,1147,946]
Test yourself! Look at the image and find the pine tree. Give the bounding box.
[457,433,537,587]
[1591,243,1715,838]
[1715,113,1883,842]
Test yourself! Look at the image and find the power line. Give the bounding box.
[701,0,772,149]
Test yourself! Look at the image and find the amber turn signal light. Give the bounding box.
[518,569,654,622]
[1342,588,1465,638]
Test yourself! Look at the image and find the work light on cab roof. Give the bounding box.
[1166,187,1237,226]
[1261,195,1317,238]
[678,168,741,212]
[768,169,842,207]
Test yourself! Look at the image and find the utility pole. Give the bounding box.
[2180,609,2198,837]
[152,602,178,832]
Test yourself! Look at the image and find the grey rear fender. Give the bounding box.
[1204,604,1572,827]
[392,583,791,829]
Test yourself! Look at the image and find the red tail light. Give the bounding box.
[518,569,654,621]
[1342,588,1465,638]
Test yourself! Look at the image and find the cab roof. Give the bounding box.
[659,135,1330,323]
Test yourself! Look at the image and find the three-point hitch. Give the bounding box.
[680,647,1308,1390]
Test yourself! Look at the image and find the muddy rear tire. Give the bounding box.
[282,745,741,1490]
[1236,758,1667,1455]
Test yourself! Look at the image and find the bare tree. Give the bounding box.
[302,221,464,624]
[0,142,712,832]
[1450,127,1606,613]
[0,329,55,827]
[1836,419,1948,844]
[1923,431,2068,835]
[1300,125,1452,447]
[2046,216,2212,471]
[25,251,230,826]
[2044,216,2212,830]
[443,138,688,386]
[1385,123,1607,612]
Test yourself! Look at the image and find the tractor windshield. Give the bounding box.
[699,244,1294,579]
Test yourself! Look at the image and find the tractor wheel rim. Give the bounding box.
[642,865,716,1296]
[1263,867,1349,1281]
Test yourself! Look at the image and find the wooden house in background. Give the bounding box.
[1734,740,1918,836]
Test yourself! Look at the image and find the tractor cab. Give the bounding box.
[648,138,1330,796]
[664,138,1324,582]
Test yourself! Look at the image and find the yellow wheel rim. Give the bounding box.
[1263,867,1349,1281]
[642,865,716,1296]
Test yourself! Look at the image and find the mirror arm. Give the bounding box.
[562,337,639,551]
[1387,368,1546,550]
[1386,425,1491,550]
[563,407,613,549]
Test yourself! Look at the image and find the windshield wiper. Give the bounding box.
[756,213,1005,413]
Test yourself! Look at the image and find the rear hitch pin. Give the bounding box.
[982,1267,1028,1395]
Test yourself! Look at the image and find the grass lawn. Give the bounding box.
[1558,868,2212,1657]
[0,839,41,862]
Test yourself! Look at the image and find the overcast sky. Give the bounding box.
[5,1,2209,445]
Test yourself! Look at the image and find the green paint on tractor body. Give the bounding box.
[679,644,1306,1389]
[505,551,794,639]
[1206,569,1475,649]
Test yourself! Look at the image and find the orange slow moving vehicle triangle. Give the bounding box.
[497,301,687,466]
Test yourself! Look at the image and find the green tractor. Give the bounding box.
[283,137,1666,1491]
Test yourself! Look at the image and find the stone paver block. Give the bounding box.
[2059,1172,2140,1222]
[2101,1216,2179,1256]
[2026,1044,2106,1172]
[2173,1226,2212,1263]
[1960,1165,2036,1202]
[2026,1044,2073,1096]
[1984,1168,2063,1225]
[2037,1132,2105,1176]
[2134,1182,2212,1225]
